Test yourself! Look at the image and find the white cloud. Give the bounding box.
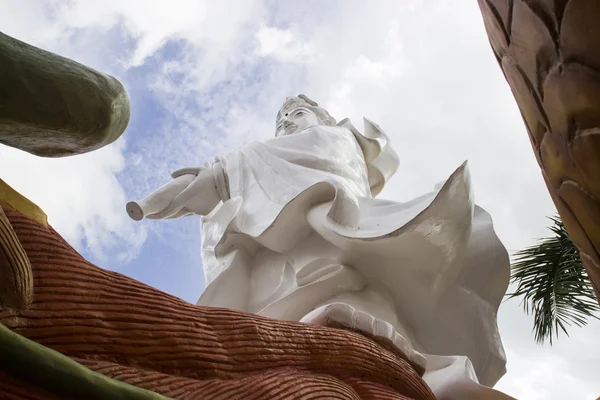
[50,0,265,68]
[3,1,600,398]
[0,142,147,263]
[496,300,600,398]
[255,24,314,62]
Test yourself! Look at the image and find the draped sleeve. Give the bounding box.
[338,118,400,197]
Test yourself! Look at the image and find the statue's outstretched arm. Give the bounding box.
[126,162,229,221]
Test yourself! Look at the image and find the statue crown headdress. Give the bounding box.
[279,97,307,115]
[276,94,336,129]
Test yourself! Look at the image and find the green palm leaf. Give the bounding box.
[507,215,599,345]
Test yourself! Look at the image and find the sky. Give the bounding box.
[1,0,599,398]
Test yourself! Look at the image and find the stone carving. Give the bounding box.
[477,0,600,302]
[0,31,130,157]
[129,95,513,398]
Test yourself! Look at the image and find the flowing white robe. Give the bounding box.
[197,118,511,398]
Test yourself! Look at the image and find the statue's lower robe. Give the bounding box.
[0,205,436,400]
[198,122,511,392]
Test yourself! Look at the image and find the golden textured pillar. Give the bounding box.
[477,0,600,301]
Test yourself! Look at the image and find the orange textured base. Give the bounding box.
[0,206,435,400]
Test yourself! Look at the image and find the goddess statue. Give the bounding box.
[128,94,512,399]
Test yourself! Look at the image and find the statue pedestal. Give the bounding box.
[0,183,435,400]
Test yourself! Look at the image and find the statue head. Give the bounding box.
[275,94,336,137]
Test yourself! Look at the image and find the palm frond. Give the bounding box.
[507,215,599,345]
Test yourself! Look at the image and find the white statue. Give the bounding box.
[128,95,513,399]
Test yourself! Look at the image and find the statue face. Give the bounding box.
[276,106,321,136]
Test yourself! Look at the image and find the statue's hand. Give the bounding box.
[127,166,222,221]
[171,167,203,179]
[163,167,221,217]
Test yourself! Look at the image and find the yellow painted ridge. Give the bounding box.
[0,178,47,227]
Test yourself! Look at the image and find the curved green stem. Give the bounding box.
[0,323,171,400]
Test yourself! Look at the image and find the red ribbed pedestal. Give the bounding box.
[0,205,435,400]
